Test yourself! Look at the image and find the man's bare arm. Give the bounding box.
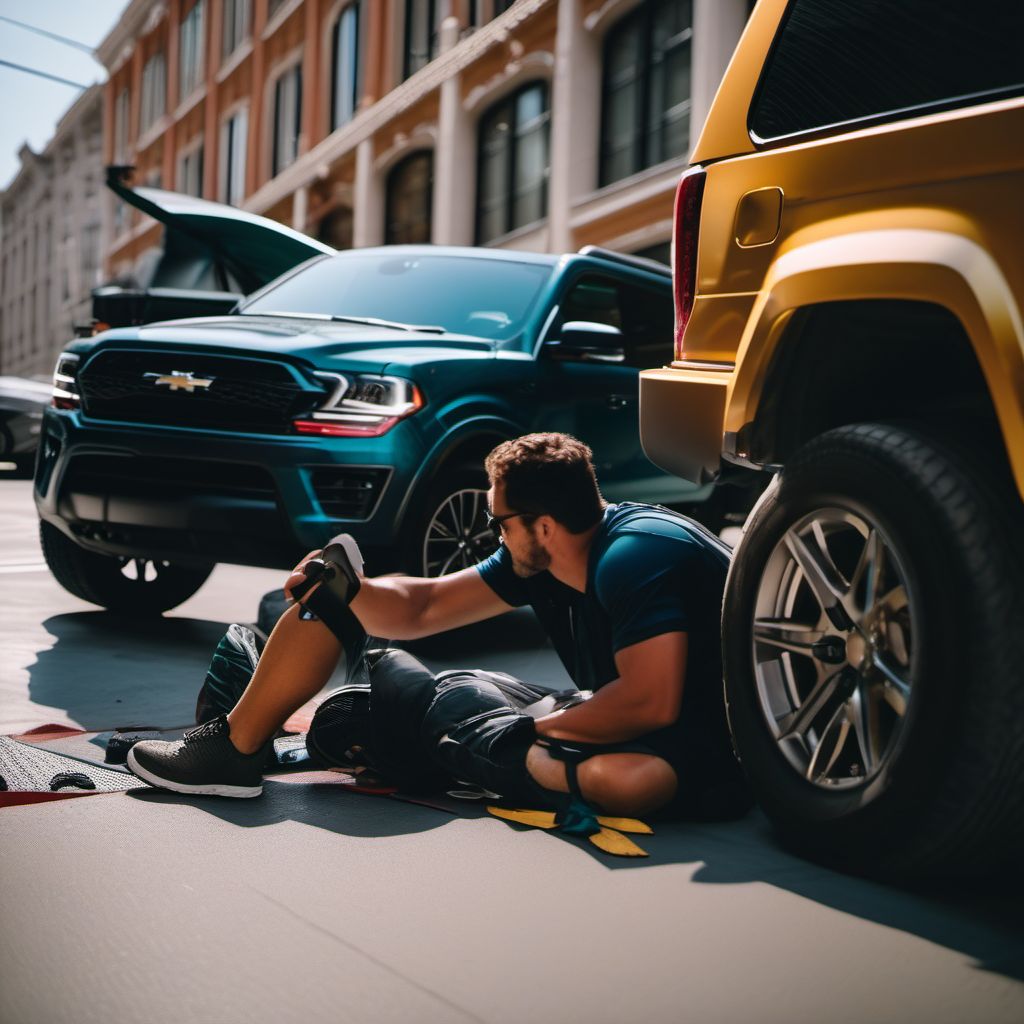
[284,553,515,641]
[535,632,688,743]
[349,568,517,640]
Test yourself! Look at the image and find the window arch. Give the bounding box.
[599,0,692,186]
[331,1,362,131]
[385,151,433,244]
[475,80,550,244]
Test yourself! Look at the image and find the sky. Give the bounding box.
[0,0,129,190]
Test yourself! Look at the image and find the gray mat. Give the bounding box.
[0,736,148,794]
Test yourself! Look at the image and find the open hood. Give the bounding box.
[106,166,334,294]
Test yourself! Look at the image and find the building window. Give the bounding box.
[599,0,692,186]
[179,0,206,102]
[403,0,440,79]
[139,52,166,134]
[271,64,302,176]
[220,108,248,204]
[470,1,517,24]
[113,87,130,163]
[476,81,549,244]
[178,143,204,197]
[331,2,361,130]
[385,151,433,244]
[222,0,251,59]
[317,206,353,249]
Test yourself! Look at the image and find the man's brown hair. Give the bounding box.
[485,433,605,534]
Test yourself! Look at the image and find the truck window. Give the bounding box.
[560,274,673,369]
[750,0,1024,142]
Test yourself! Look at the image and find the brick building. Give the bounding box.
[96,0,751,283]
[0,86,105,378]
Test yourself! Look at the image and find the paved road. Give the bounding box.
[2,473,1023,1024]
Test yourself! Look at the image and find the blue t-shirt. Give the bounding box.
[476,503,733,756]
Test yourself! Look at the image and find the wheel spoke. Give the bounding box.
[431,515,455,540]
[847,684,879,776]
[868,655,909,712]
[777,666,847,742]
[850,528,885,613]
[784,524,853,630]
[753,618,825,658]
[806,700,851,782]
[873,651,910,715]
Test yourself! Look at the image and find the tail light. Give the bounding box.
[293,373,424,438]
[671,166,706,360]
[51,352,81,410]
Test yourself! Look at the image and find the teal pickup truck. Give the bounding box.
[35,175,712,613]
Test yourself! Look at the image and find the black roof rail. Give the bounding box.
[576,245,671,277]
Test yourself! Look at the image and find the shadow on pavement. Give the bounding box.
[29,611,229,730]
[28,607,1024,984]
[126,776,1024,984]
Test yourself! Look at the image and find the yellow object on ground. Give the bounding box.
[486,806,652,857]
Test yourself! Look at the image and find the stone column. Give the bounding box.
[353,137,384,247]
[301,0,322,151]
[548,0,599,253]
[293,183,309,231]
[690,0,748,155]
[432,17,473,245]
[362,0,387,107]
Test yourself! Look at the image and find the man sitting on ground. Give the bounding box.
[127,433,749,820]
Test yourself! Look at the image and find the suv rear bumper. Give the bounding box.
[639,366,734,483]
[33,408,425,570]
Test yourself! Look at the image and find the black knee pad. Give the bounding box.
[305,682,373,769]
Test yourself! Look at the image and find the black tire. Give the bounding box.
[39,520,214,615]
[722,422,1024,878]
[403,466,498,577]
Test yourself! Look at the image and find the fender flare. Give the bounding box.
[727,229,1024,494]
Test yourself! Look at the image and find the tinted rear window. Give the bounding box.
[750,0,1024,141]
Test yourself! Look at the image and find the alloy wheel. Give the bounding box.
[751,505,917,790]
[422,487,498,577]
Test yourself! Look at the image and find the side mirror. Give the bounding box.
[546,321,625,363]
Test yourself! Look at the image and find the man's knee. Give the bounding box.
[525,745,677,815]
[579,753,677,815]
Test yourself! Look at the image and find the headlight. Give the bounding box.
[292,373,424,437]
[52,352,81,410]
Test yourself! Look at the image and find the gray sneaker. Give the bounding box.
[126,715,268,798]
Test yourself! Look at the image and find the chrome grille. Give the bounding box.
[78,350,324,431]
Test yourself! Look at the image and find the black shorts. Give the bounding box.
[368,648,751,820]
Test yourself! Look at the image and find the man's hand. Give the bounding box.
[284,549,323,600]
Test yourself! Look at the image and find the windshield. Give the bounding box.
[240,252,553,341]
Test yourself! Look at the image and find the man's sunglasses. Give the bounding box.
[485,509,532,541]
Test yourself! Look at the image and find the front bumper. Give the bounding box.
[34,408,427,570]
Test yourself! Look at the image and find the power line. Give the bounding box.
[0,59,87,90]
[0,14,94,54]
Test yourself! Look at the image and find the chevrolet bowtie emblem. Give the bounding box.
[143,371,216,393]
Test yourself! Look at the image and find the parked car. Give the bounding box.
[640,0,1024,876]
[0,377,51,472]
[36,178,709,613]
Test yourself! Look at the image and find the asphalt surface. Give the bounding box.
[2,472,1023,1024]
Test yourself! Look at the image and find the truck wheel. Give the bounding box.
[39,521,214,615]
[405,467,498,578]
[722,423,1024,878]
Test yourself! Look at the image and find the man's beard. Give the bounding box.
[510,532,551,577]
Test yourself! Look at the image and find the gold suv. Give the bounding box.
[641,0,1024,877]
